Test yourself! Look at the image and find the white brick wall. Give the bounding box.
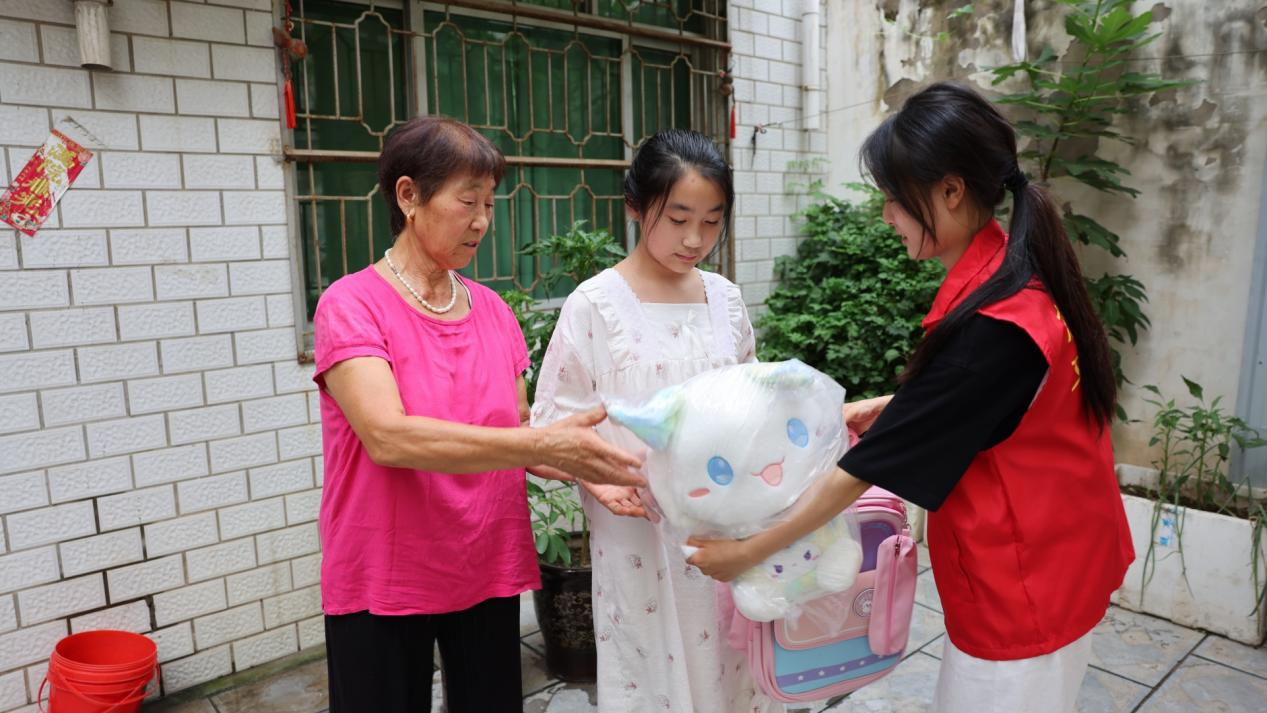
[232,624,298,669]
[177,472,249,514]
[110,228,189,264]
[41,383,127,426]
[0,547,60,593]
[209,432,278,472]
[15,574,105,626]
[256,523,319,565]
[185,538,257,584]
[177,79,252,118]
[193,602,262,649]
[106,554,184,602]
[85,413,168,457]
[0,471,47,515]
[132,443,209,486]
[168,403,241,445]
[78,341,160,382]
[160,644,231,693]
[0,0,830,702]
[218,498,285,541]
[59,528,144,576]
[71,266,153,304]
[0,393,38,434]
[140,115,217,153]
[297,615,324,650]
[226,563,291,607]
[197,296,267,334]
[118,302,197,341]
[102,152,183,190]
[144,512,219,558]
[149,622,195,663]
[98,484,177,532]
[0,621,66,672]
[133,37,212,79]
[0,271,70,310]
[728,0,828,307]
[242,394,308,433]
[161,334,235,373]
[249,459,313,499]
[28,307,115,347]
[155,263,230,300]
[153,580,227,627]
[70,600,150,634]
[47,455,133,502]
[260,585,321,629]
[0,426,85,475]
[290,553,321,589]
[19,230,108,268]
[0,315,28,354]
[185,157,256,190]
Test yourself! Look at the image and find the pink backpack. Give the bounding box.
[720,487,919,704]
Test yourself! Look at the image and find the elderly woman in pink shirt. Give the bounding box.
[313,116,643,713]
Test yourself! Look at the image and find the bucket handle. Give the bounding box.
[39,663,160,713]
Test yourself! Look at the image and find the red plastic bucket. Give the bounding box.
[40,631,158,713]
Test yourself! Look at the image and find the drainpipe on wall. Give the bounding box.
[801,0,821,130]
[1012,0,1027,62]
[74,0,113,71]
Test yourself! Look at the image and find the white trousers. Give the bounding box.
[931,631,1093,713]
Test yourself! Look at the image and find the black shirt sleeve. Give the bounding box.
[839,314,1048,511]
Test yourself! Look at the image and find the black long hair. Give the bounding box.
[625,129,734,241]
[861,81,1115,425]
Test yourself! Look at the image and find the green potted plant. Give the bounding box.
[504,221,626,682]
[525,478,595,681]
[1113,377,1267,644]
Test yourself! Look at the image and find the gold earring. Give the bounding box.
[407,211,414,223]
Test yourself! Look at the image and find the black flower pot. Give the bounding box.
[533,559,596,682]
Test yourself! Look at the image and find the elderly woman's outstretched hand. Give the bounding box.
[529,406,647,488]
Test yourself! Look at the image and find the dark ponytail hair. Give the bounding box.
[861,81,1115,425]
[625,129,734,242]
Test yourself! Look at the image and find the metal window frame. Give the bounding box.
[285,0,732,357]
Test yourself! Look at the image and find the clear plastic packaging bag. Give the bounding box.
[605,360,863,622]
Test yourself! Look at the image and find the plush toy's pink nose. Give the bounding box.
[755,461,783,487]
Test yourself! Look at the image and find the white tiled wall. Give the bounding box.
[0,0,825,708]
[0,1,320,709]
[728,0,829,310]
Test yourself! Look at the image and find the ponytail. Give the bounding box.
[864,82,1116,426]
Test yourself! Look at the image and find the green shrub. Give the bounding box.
[757,186,944,399]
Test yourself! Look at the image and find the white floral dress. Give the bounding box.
[531,268,782,713]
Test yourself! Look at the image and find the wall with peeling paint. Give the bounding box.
[823,0,1267,473]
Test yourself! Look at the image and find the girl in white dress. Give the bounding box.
[531,130,782,713]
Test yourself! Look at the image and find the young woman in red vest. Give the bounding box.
[686,81,1135,713]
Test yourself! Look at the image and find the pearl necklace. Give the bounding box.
[384,248,460,314]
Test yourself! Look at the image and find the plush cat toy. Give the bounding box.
[607,360,864,621]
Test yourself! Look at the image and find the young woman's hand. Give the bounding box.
[843,394,893,435]
[580,481,647,519]
[684,536,762,582]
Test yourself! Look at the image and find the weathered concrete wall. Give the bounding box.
[825,0,1267,470]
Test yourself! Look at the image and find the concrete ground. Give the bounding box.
[144,547,1267,713]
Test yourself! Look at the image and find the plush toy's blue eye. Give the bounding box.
[787,418,809,448]
[707,456,734,486]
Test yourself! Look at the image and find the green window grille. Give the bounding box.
[286,0,731,339]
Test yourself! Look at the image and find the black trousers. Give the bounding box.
[324,595,522,713]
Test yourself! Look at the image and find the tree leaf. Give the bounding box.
[1182,375,1204,401]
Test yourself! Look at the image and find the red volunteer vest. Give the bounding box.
[922,220,1134,660]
